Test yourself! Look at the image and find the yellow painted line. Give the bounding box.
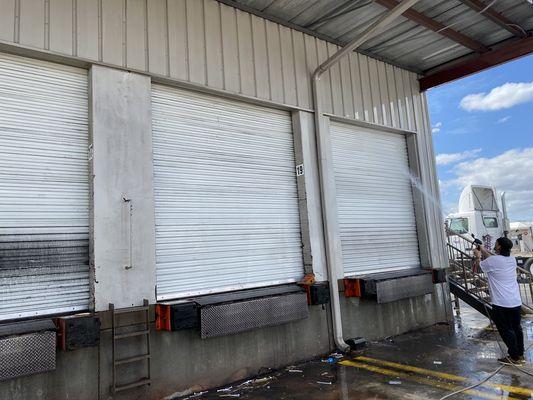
[340,360,519,400]
[354,356,533,397]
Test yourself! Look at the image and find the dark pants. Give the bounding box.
[490,305,524,359]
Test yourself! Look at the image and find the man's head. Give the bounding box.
[494,237,513,257]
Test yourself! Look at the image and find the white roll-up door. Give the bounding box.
[0,53,89,320]
[331,122,420,276]
[152,85,304,300]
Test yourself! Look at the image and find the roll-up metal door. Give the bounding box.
[151,85,304,300]
[0,53,89,320]
[331,122,420,276]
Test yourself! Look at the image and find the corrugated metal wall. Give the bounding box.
[0,0,425,134]
[0,0,447,271]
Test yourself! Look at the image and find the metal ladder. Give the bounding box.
[109,299,151,393]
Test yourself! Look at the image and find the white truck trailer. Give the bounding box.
[446,185,533,272]
[510,221,533,253]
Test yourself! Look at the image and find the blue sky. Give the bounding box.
[426,54,533,222]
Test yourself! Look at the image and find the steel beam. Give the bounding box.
[459,0,527,38]
[419,36,533,90]
[315,0,421,78]
[374,0,489,52]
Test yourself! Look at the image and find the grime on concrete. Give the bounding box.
[173,303,533,400]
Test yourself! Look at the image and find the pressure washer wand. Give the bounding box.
[445,227,484,249]
[472,236,483,250]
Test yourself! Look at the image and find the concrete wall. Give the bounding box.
[0,287,451,400]
[90,65,156,310]
[0,346,98,400]
[0,306,331,400]
[341,284,451,340]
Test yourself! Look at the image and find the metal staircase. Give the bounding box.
[446,229,533,317]
[109,299,152,394]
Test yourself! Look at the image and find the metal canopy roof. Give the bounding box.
[222,0,533,89]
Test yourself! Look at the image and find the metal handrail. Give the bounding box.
[516,266,533,312]
[447,241,490,304]
[447,243,472,259]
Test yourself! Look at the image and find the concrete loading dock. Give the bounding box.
[0,0,532,399]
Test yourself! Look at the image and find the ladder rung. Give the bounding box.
[115,354,151,366]
[114,330,150,340]
[113,306,150,315]
[114,378,151,392]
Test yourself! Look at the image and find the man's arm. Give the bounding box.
[473,247,481,271]
[473,246,492,272]
[479,245,491,259]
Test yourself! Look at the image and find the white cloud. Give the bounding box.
[442,148,533,220]
[432,122,442,134]
[441,200,458,217]
[438,179,456,192]
[460,82,533,111]
[497,116,511,124]
[436,148,481,166]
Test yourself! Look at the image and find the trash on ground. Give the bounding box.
[316,381,332,385]
[433,361,443,365]
[388,381,402,385]
[233,375,276,391]
[184,391,208,399]
[346,337,368,351]
[257,367,273,375]
[288,369,303,373]
[321,357,336,363]
[253,376,273,384]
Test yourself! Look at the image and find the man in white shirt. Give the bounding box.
[473,237,525,365]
